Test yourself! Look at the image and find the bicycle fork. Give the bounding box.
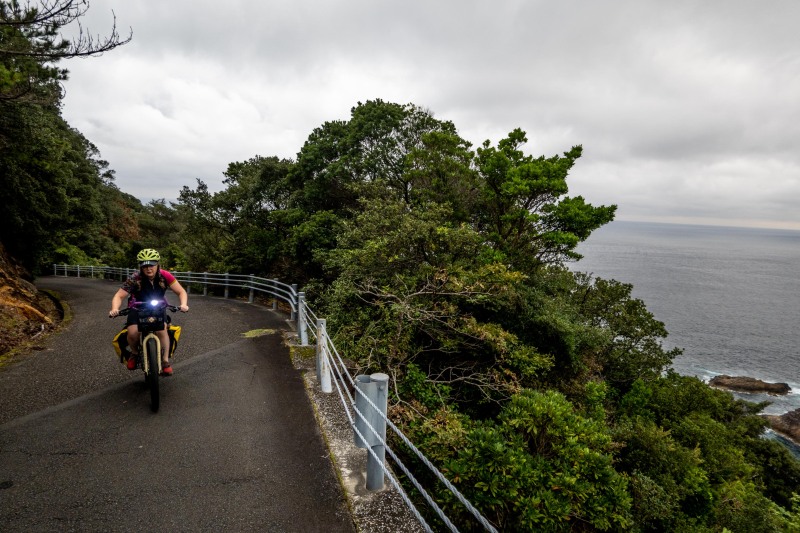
[141,333,163,375]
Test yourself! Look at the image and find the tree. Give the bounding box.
[323,196,545,404]
[288,100,463,214]
[175,156,296,275]
[0,0,131,101]
[0,0,131,272]
[474,129,616,269]
[0,101,113,270]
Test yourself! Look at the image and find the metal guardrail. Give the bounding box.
[307,312,499,533]
[51,263,299,317]
[53,264,498,532]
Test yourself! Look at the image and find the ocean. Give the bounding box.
[573,220,800,420]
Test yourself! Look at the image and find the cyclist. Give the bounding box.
[109,248,189,375]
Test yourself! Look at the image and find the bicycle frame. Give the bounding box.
[133,299,171,371]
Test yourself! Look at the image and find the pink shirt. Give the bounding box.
[121,269,177,307]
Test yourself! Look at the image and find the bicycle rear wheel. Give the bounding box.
[145,337,160,412]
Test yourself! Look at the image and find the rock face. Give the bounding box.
[0,243,59,357]
[708,375,791,395]
[764,409,800,444]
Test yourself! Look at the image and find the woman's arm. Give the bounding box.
[109,288,129,317]
[170,281,189,312]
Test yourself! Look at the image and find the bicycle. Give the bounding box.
[114,299,178,412]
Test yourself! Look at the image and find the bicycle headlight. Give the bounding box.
[150,300,159,307]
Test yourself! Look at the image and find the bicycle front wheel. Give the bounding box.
[145,337,160,412]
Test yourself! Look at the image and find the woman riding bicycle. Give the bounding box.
[108,248,189,375]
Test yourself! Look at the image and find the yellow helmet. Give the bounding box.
[137,248,160,266]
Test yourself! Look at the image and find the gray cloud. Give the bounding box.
[61,0,800,228]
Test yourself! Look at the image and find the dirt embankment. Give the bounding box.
[0,243,61,359]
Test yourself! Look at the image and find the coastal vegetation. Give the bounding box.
[2,2,800,530]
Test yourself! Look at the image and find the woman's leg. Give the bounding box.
[156,328,170,364]
[126,324,140,354]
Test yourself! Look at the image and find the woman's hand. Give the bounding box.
[179,305,189,313]
[109,308,120,318]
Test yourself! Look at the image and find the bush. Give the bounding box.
[410,389,632,531]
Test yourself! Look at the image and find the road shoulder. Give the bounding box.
[287,332,425,533]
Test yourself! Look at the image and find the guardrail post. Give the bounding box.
[186,272,192,295]
[224,272,230,299]
[316,319,332,393]
[354,373,389,491]
[290,284,298,321]
[203,272,208,296]
[298,292,308,346]
[272,279,278,310]
[76,265,81,278]
[248,274,255,304]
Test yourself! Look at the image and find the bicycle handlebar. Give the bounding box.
[112,300,179,317]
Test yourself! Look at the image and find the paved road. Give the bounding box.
[0,276,356,532]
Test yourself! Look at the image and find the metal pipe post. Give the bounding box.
[272,279,278,310]
[367,373,389,491]
[290,284,298,321]
[316,319,332,393]
[298,292,308,346]
[354,373,390,491]
[248,274,255,304]
[224,273,230,299]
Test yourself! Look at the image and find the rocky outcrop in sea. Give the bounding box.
[708,375,791,395]
[764,409,800,445]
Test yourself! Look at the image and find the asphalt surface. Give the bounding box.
[0,276,356,532]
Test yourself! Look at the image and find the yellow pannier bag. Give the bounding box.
[112,328,129,363]
[112,325,182,363]
[167,324,182,357]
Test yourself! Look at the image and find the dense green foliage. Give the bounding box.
[0,87,185,272]
[0,0,135,273]
[2,4,798,527]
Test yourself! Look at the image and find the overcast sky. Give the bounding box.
[61,0,800,230]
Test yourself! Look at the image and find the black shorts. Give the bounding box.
[125,309,166,330]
